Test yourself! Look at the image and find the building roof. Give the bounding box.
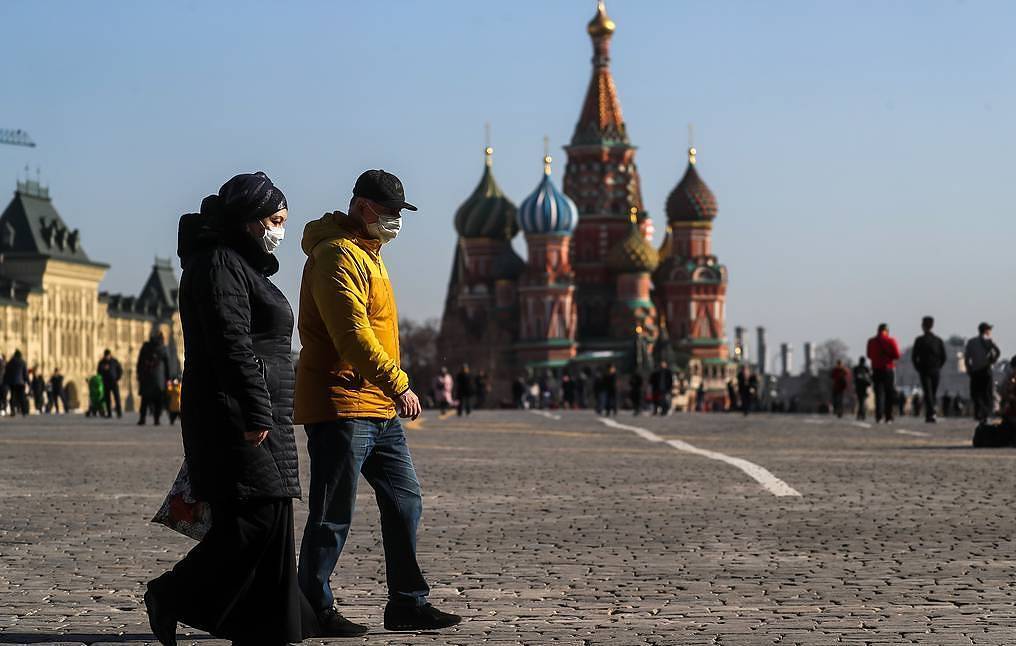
[607,211,659,273]
[0,180,107,267]
[570,1,629,147]
[454,148,519,240]
[138,257,179,310]
[666,148,718,223]
[518,155,579,235]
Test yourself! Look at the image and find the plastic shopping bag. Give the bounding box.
[151,461,211,541]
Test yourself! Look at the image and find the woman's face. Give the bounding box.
[245,208,288,237]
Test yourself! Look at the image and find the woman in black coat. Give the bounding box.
[145,172,315,645]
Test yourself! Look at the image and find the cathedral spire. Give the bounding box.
[572,0,626,146]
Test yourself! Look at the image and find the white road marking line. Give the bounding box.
[804,418,827,425]
[852,421,872,429]
[529,409,561,421]
[895,428,930,437]
[599,418,801,497]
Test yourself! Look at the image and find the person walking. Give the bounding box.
[29,367,46,414]
[86,373,106,417]
[512,375,526,410]
[145,172,315,646]
[293,169,460,635]
[866,323,901,423]
[455,364,474,416]
[831,359,849,418]
[737,365,754,416]
[852,357,872,420]
[602,364,618,416]
[2,350,29,417]
[965,322,1001,422]
[576,368,590,409]
[629,371,644,416]
[561,372,575,409]
[137,332,171,425]
[911,316,946,423]
[97,349,124,419]
[649,361,674,416]
[48,368,66,414]
[432,367,453,415]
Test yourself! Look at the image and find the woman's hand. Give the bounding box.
[244,429,269,446]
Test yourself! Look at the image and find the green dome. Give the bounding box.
[607,216,659,273]
[454,153,519,240]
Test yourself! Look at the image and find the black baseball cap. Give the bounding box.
[352,169,417,212]
[979,322,993,333]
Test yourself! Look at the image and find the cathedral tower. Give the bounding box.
[563,0,646,343]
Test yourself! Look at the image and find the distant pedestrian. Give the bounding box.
[512,376,526,409]
[726,380,738,412]
[602,364,618,416]
[86,373,105,417]
[165,378,182,425]
[474,371,489,409]
[433,367,453,414]
[852,357,872,420]
[831,359,849,418]
[2,350,29,417]
[866,323,901,423]
[965,322,1001,422]
[737,365,753,416]
[136,331,170,425]
[629,372,644,416]
[29,367,46,414]
[695,382,706,412]
[576,368,590,409]
[649,361,674,415]
[455,364,474,416]
[48,368,66,414]
[911,392,923,418]
[561,372,576,409]
[97,349,124,418]
[911,316,946,423]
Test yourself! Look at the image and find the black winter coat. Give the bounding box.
[3,355,28,387]
[912,332,946,375]
[177,213,301,501]
[137,341,170,396]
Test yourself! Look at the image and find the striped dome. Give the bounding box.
[454,149,518,240]
[517,156,579,235]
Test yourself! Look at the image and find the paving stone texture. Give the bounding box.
[1,410,1015,645]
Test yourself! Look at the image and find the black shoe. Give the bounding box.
[143,584,177,646]
[384,603,461,631]
[316,606,369,638]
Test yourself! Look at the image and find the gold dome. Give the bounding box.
[587,0,616,38]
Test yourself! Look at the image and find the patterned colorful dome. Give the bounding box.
[666,147,717,223]
[607,209,659,273]
[518,154,579,235]
[454,147,519,240]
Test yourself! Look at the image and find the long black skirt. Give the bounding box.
[153,498,318,644]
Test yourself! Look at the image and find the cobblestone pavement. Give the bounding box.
[2,410,1015,645]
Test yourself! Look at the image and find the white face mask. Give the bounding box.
[365,207,402,243]
[258,224,285,254]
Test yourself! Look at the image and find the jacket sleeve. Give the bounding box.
[935,338,947,369]
[911,338,922,371]
[194,256,274,433]
[310,246,410,399]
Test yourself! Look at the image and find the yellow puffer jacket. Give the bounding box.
[294,212,409,423]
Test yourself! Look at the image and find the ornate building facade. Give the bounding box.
[0,179,182,409]
[439,1,735,404]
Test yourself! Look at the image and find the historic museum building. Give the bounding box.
[438,1,735,404]
[0,179,182,409]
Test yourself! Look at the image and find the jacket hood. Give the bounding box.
[178,212,280,277]
[302,211,382,257]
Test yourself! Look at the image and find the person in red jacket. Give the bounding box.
[866,323,902,423]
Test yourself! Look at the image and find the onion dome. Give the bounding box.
[587,0,616,38]
[454,146,519,240]
[491,244,525,281]
[666,146,717,223]
[658,223,673,258]
[607,208,659,273]
[518,150,579,235]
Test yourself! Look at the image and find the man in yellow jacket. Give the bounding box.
[294,170,460,636]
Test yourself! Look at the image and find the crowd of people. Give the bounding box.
[0,331,183,423]
[832,317,1005,424]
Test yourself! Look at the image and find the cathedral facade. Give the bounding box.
[0,179,182,409]
[441,1,736,405]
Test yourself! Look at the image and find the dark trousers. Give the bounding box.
[457,395,472,416]
[970,369,994,421]
[102,381,122,418]
[298,417,429,613]
[152,498,316,644]
[872,369,896,421]
[919,371,940,420]
[832,390,845,417]
[9,388,28,416]
[856,389,868,419]
[139,391,163,424]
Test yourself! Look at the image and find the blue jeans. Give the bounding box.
[297,417,429,612]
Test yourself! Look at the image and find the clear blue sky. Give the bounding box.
[3,1,1014,363]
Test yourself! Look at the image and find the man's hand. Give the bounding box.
[244,429,269,446]
[397,389,421,420]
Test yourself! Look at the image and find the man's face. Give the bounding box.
[983,328,993,339]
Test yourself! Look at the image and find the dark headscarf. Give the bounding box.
[199,171,287,225]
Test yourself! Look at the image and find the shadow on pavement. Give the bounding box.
[0,633,213,644]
